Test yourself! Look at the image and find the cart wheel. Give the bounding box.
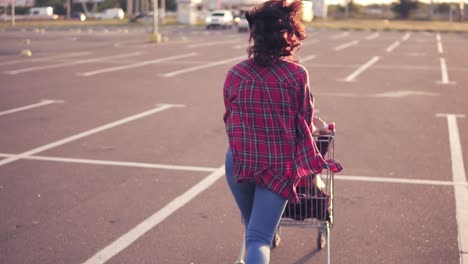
[317,228,327,250]
[272,227,281,248]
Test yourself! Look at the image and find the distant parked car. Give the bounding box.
[205,10,234,29]
[88,8,125,20]
[27,6,59,20]
[71,12,86,21]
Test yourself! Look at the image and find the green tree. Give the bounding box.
[436,3,451,13]
[335,0,362,18]
[347,0,361,15]
[391,0,419,19]
[164,0,177,12]
[150,0,177,12]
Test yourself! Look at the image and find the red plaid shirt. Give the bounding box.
[223,58,343,203]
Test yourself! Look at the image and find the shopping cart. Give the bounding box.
[235,124,336,264]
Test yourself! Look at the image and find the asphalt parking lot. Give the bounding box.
[0,25,467,264]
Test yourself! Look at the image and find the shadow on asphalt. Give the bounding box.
[291,248,321,264]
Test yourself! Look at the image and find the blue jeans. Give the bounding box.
[225,148,287,264]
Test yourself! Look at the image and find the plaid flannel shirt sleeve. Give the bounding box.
[296,70,343,175]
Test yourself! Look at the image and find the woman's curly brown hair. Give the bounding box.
[245,0,306,67]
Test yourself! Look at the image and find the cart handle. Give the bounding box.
[328,123,335,133]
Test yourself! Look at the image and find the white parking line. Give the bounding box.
[112,40,146,47]
[4,52,143,75]
[330,32,349,39]
[187,39,240,48]
[161,55,245,77]
[0,153,217,172]
[0,99,63,117]
[386,40,401,53]
[82,165,226,264]
[436,113,468,264]
[365,32,379,40]
[317,90,439,98]
[76,53,198,77]
[232,44,248,50]
[0,51,91,66]
[401,32,411,41]
[437,58,456,85]
[335,174,467,186]
[407,52,426,57]
[0,104,185,167]
[308,63,446,70]
[300,55,317,63]
[436,34,444,54]
[342,56,380,82]
[1,150,464,187]
[334,40,359,51]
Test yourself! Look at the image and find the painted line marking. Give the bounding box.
[0,51,91,67]
[154,39,192,46]
[77,53,198,77]
[437,58,456,85]
[0,150,464,187]
[436,113,468,264]
[330,32,349,39]
[0,104,185,167]
[303,62,468,71]
[317,90,439,98]
[4,52,143,75]
[407,52,427,57]
[300,55,317,63]
[334,40,359,51]
[372,90,438,97]
[335,174,467,186]
[341,56,380,82]
[401,32,411,41]
[0,153,217,172]
[187,39,240,48]
[0,99,64,117]
[436,33,444,54]
[386,40,401,53]
[232,44,247,50]
[81,165,226,264]
[365,32,379,40]
[158,60,219,65]
[161,55,245,77]
[112,40,144,47]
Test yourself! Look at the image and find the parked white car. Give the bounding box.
[205,10,234,29]
[27,6,59,20]
[88,8,125,20]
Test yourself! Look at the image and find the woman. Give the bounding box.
[223,0,343,263]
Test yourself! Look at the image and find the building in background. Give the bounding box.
[302,0,314,21]
[313,0,327,18]
[177,0,201,24]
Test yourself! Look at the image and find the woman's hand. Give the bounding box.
[312,116,332,135]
